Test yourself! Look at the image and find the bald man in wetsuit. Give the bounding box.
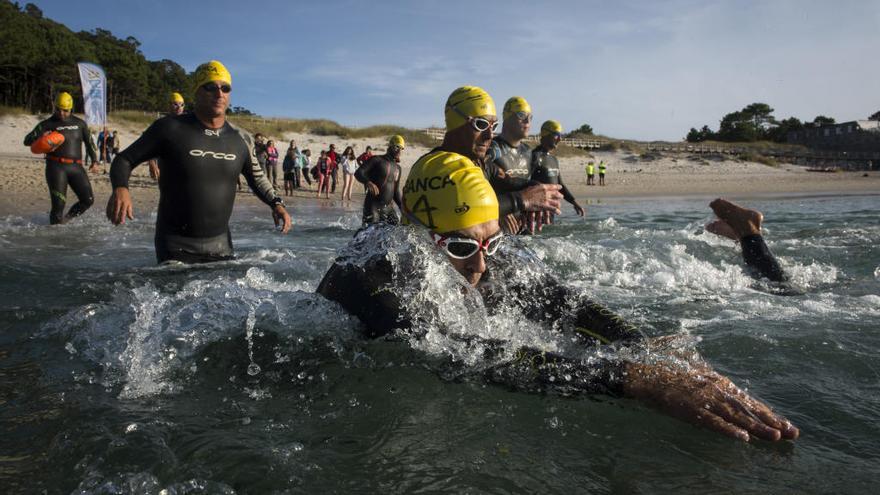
[355,135,404,225]
[23,92,99,225]
[106,60,291,263]
[530,120,585,217]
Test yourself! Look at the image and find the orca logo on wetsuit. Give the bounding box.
[189,149,237,160]
[55,125,79,131]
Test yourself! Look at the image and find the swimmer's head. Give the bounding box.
[540,119,563,150]
[170,92,185,114]
[55,92,73,115]
[403,151,500,286]
[443,86,498,160]
[388,135,405,161]
[193,60,231,118]
[502,96,532,139]
[444,86,496,131]
[193,60,232,91]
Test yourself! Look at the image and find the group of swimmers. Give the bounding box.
[25,59,798,442]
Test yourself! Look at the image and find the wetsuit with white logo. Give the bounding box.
[354,153,402,225]
[487,137,532,180]
[23,115,98,224]
[530,146,577,207]
[110,113,281,263]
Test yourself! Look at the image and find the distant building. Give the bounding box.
[787,120,880,152]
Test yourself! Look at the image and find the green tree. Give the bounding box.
[572,123,593,135]
[767,117,803,142]
[811,115,835,126]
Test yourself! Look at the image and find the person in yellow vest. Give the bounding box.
[586,161,595,185]
[598,160,607,186]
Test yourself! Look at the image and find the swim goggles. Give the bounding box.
[431,231,503,259]
[513,111,532,123]
[448,104,499,133]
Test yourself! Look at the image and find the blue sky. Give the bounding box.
[31,0,880,140]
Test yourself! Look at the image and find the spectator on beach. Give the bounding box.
[253,133,268,175]
[301,149,313,188]
[340,146,357,201]
[266,139,280,187]
[315,150,331,198]
[282,140,298,195]
[357,145,373,192]
[598,160,607,186]
[586,160,595,185]
[327,143,339,193]
[97,128,107,164]
[149,92,187,181]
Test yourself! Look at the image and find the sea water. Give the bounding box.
[1,194,878,494]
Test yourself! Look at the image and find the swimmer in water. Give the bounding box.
[23,91,100,225]
[530,120,585,217]
[318,87,799,443]
[355,135,404,225]
[106,60,291,264]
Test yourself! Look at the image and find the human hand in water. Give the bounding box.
[272,204,292,234]
[501,214,521,234]
[521,184,562,215]
[573,203,585,217]
[106,186,134,225]
[622,361,799,442]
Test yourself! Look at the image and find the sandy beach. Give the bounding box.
[2,113,877,220]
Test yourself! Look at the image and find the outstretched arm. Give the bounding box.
[707,198,787,283]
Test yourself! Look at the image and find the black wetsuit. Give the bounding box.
[487,137,533,180]
[530,146,578,207]
[110,113,281,263]
[23,115,98,224]
[354,153,402,225]
[317,226,640,396]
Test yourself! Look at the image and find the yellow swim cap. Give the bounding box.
[403,151,499,233]
[171,92,184,104]
[444,86,496,130]
[389,134,406,149]
[540,120,563,137]
[193,60,232,90]
[502,96,531,120]
[55,92,73,111]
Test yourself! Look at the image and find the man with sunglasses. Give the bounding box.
[355,135,405,225]
[106,60,291,263]
[488,97,534,180]
[530,120,585,217]
[317,139,799,443]
[147,92,186,181]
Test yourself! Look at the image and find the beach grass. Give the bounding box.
[0,105,27,117]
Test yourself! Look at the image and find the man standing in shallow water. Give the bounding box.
[355,135,404,225]
[23,91,99,225]
[106,60,291,263]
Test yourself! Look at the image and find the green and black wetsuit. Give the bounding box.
[354,153,402,225]
[530,145,578,208]
[317,226,640,395]
[110,113,282,263]
[23,114,98,224]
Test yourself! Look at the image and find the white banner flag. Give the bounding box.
[77,62,107,126]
